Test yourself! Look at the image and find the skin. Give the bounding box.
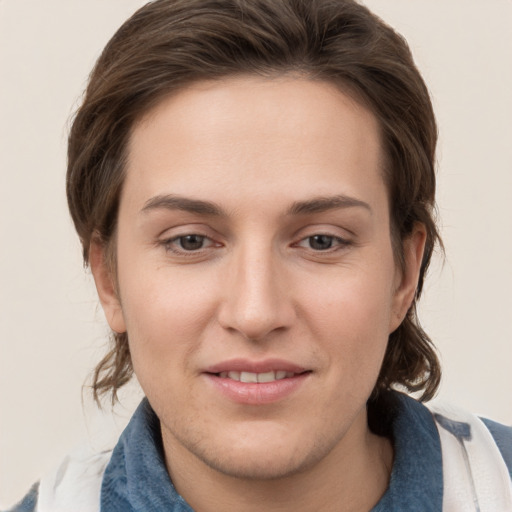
[91,76,426,511]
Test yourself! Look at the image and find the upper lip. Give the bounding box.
[204,358,308,374]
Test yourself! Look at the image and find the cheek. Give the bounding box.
[300,262,395,377]
[116,263,219,377]
[303,260,395,332]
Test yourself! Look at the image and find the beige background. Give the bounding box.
[1,0,511,507]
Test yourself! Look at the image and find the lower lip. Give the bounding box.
[204,373,310,405]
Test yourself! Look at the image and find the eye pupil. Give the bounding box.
[309,235,333,250]
[179,234,205,250]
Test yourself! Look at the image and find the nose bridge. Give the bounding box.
[219,237,292,340]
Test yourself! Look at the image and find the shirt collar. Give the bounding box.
[372,392,443,511]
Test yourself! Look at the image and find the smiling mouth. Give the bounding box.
[213,370,310,383]
[205,367,311,404]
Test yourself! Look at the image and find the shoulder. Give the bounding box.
[427,400,512,509]
[5,447,112,512]
[480,416,512,478]
[428,400,512,476]
[372,393,512,511]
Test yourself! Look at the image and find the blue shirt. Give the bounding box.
[7,392,512,511]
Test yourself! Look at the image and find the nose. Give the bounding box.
[217,242,296,341]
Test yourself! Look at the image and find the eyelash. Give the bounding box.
[161,233,351,256]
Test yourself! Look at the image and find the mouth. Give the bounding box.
[213,370,308,383]
[203,361,312,404]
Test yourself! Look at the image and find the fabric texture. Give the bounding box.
[37,448,110,512]
[429,401,512,511]
[6,392,512,512]
[481,417,512,480]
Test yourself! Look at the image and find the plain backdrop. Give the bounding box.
[1,0,511,507]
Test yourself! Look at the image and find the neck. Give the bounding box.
[163,410,393,512]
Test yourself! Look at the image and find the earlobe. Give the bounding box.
[390,224,427,332]
[89,238,127,334]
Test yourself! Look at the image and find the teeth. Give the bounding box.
[257,371,275,383]
[240,371,258,383]
[218,370,296,382]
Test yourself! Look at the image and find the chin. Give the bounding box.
[197,446,313,481]
[180,425,336,481]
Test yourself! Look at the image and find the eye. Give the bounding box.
[175,234,207,251]
[296,234,350,251]
[308,234,335,251]
[163,234,216,253]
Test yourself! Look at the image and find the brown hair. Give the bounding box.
[67,0,441,407]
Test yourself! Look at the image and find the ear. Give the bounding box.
[89,238,127,334]
[389,224,427,333]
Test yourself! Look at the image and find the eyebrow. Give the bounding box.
[141,194,226,216]
[140,193,372,217]
[287,195,372,215]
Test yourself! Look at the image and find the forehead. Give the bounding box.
[124,76,386,215]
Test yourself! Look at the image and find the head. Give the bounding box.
[67,0,441,421]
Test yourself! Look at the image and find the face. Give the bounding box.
[92,77,423,481]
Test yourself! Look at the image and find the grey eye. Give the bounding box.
[308,235,334,250]
[178,234,206,250]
